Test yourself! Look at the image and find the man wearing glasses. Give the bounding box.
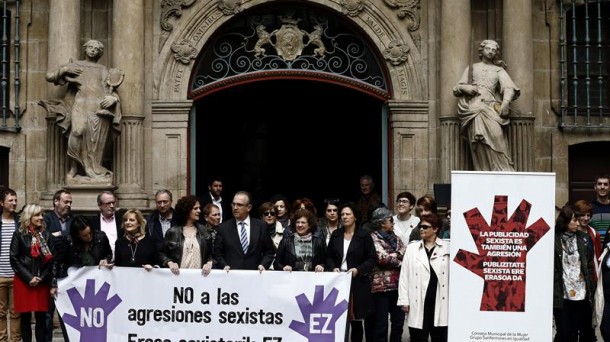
[89,190,124,257]
[215,191,275,272]
[147,189,177,251]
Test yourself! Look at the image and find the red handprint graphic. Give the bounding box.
[453,195,550,312]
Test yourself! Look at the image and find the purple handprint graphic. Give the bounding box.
[62,279,122,342]
[289,285,348,342]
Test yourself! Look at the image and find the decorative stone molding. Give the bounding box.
[384,40,410,66]
[340,0,365,17]
[383,0,421,49]
[217,0,242,16]
[171,39,197,64]
[160,0,197,32]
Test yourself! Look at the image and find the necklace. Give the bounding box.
[129,243,138,263]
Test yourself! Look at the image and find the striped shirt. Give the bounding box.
[0,220,15,277]
[590,200,610,244]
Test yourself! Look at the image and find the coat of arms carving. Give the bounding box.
[253,16,327,62]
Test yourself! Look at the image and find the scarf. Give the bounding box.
[376,230,398,250]
[126,232,141,245]
[294,232,313,243]
[28,226,53,263]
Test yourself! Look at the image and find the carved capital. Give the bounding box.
[340,0,365,17]
[171,39,197,64]
[384,40,409,66]
[217,0,242,16]
[160,0,197,32]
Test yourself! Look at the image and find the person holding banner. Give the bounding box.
[215,191,275,271]
[397,213,450,342]
[112,209,159,269]
[160,195,214,275]
[274,209,326,272]
[553,205,595,342]
[327,201,376,342]
[66,215,113,268]
[9,204,55,342]
[369,207,406,342]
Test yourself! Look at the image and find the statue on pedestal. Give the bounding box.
[40,40,124,185]
[453,39,520,172]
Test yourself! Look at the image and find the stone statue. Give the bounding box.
[453,39,520,172]
[40,40,124,184]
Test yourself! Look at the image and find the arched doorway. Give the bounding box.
[194,79,385,211]
[189,3,391,211]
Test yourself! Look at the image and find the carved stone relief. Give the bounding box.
[254,18,327,61]
[217,0,242,16]
[383,0,421,49]
[159,0,197,51]
[171,39,197,64]
[384,40,410,66]
[340,0,365,17]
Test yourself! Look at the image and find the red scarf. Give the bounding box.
[28,226,53,263]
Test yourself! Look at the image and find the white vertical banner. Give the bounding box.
[448,171,555,342]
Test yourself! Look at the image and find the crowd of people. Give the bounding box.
[3,173,610,341]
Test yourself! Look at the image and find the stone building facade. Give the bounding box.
[0,0,607,212]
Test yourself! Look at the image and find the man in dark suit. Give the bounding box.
[43,189,73,342]
[89,190,124,258]
[147,189,177,251]
[199,176,231,223]
[215,191,275,271]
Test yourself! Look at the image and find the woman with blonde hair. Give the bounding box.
[10,203,55,342]
[112,209,159,269]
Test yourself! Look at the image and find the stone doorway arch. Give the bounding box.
[152,1,426,203]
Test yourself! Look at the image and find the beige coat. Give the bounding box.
[397,238,450,329]
[595,246,608,326]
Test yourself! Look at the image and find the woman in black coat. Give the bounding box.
[66,215,113,267]
[327,202,376,342]
[274,209,326,272]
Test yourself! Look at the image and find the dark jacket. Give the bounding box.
[159,223,213,267]
[88,210,125,237]
[553,230,596,309]
[215,217,276,270]
[146,209,177,251]
[326,227,376,319]
[44,212,72,278]
[274,230,326,271]
[65,230,113,268]
[10,228,56,287]
[199,192,232,223]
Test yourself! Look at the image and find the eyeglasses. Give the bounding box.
[263,211,276,217]
[326,208,338,213]
[397,199,410,204]
[419,224,433,230]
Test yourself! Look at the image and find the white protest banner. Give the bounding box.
[448,171,555,342]
[56,267,351,342]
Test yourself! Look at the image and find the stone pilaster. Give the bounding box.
[439,117,470,179]
[440,0,471,182]
[150,100,192,201]
[387,100,430,201]
[112,0,146,207]
[503,0,535,172]
[47,0,80,99]
[508,116,535,172]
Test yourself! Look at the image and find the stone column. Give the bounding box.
[440,0,471,182]
[504,0,535,171]
[112,0,147,208]
[45,0,80,189]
